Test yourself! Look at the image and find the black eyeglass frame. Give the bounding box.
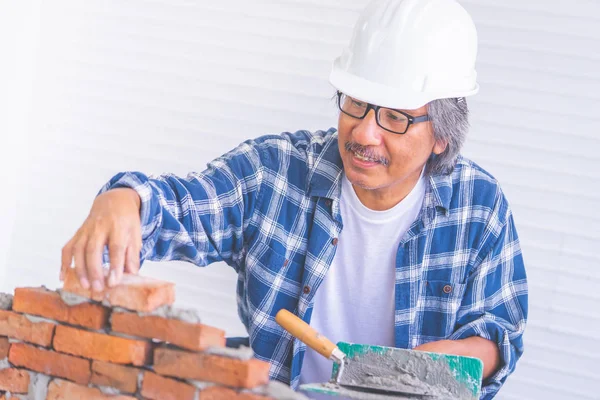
[336,91,430,135]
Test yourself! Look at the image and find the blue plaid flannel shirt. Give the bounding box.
[102,128,528,399]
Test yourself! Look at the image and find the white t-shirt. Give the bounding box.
[298,171,426,395]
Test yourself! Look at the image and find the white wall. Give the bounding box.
[0,1,598,399]
[0,0,41,291]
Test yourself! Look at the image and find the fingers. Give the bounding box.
[60,239,74,281]
[72,236,90,290]
[124,222,142,275]
[68,230,135,290]
[85,232,108,292]
[124,243,141,275]
[107,236,126,287]
[109,223,142,286]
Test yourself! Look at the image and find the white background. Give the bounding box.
[1,1,599,399]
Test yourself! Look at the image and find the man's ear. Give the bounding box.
[432,139,447,155]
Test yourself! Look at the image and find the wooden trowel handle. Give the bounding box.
[275,309,344,362]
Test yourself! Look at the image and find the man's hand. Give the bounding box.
[414,337,500,379]
[60,188,142,292]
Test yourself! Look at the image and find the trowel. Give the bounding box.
[275,310,484,400]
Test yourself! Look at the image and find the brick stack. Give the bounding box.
[0,268,306,400]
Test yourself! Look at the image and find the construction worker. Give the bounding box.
[60,0,528,398]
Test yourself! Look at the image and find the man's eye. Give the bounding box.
[387,111,408,122]
[386,112,403,121]
[352,100,365,107]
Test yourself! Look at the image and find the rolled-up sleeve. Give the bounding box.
[449,208,528,399]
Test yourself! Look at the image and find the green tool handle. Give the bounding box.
[275,309,345,363]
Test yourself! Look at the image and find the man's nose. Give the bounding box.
[352,109,383,146]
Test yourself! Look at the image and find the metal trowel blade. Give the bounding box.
[339,381,431,397]
[300,382,433,399]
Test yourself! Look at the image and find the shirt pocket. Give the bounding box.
[420,280,467,339]
[245,241,304,344]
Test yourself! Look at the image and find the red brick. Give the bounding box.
[0,368,30,393]
[198,387,270,400]
[0,336,9,358]
[53,325,152,366]
[141,371,196,400]
[46,379,137,400]
[238,394,272,400]
[153,347,270,389]
[62,268,175,312]
[111,310,225,351]
[0,309,55,347]
[91,360,140,393]
[198,386,238,400]
[13,287,110,330]
[8,342,90,385]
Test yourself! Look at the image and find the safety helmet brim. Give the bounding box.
[330,58,480,110]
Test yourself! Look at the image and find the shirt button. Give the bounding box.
[325,200,332,207]
[303,286,311,294]
[283,259,289,267]
[443,285,452,294]
[332,238,338,245]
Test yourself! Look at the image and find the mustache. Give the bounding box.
[344,142,389,166]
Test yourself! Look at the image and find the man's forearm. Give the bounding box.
[413,337,500,379]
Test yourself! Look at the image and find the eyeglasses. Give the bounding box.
[336,91,429,134]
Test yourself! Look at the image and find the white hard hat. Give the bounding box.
[329,0,479,110]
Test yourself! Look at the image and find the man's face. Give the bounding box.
[337,99,446,194]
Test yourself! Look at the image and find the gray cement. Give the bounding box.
[0,293,13,310]
[97,385,122,395]
[186,380,215,390]
[335,350,475,400]
[0,361,52,400]
[142,305,201,324]
[112,304,202,324]
[137,371,144,391]
[28,373,50,400]
[4,394,27,400]
[248,381,310,400]
[58,289,91,306]
[205,345,254,360]
[23,314,57,325]
[111,330,148,341]
[190,380,309,400]
[11,372,51,400]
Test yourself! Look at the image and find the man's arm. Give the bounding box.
[414,336,500,379]
[61,138,266,289]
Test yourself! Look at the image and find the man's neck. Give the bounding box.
[351,170,424,211]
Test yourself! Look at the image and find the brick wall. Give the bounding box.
[0,269,305,400]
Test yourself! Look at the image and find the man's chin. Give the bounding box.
[345,171,385,191]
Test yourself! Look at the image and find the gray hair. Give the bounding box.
[426,97,470,175]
